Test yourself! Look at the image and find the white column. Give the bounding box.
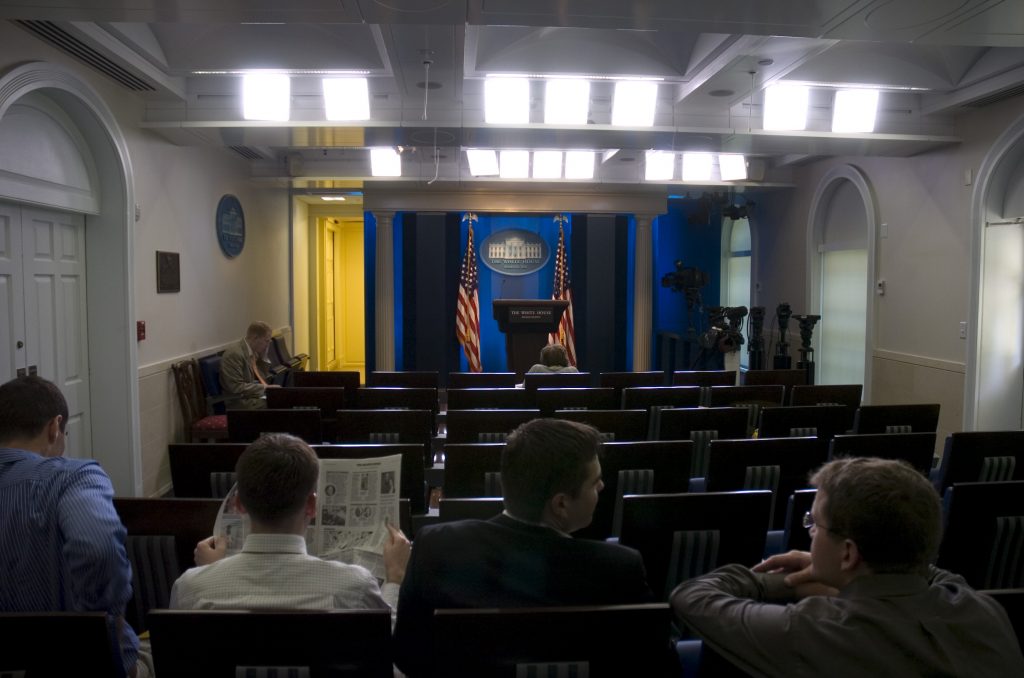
[632,213,655,371]
[374,211,395,371]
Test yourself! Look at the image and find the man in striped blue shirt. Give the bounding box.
[0,376,142,677]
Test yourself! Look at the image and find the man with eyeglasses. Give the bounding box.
[670,457,1024,677]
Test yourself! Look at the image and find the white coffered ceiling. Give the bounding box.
[2,0,1023,191]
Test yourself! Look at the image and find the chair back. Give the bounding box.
[431,603,673,678]
[618,491,772,597]
[148,608,393,678]
[575,440,692,541]
[438,497,504,522]
[555,409,649,442]
[447,372,519,388]
[757,404,849,441]
[367,370,439,389]
[442,443,505,498]
[313,444,429,515]
[0,612,120,677]
[852,403,940,434]
[445,409,540,443]
[829,432,937,476]
[937,431,1024,492]
[535,387,617,414]
[705,437,826,529]
[937,481,1024,589]
[672,370,736,386]
[227,408,322,443]
[114,497,222,632]
[523,372,591,390]
[446,387,531,410]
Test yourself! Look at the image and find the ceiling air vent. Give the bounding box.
[13,20,156,92]
[966,83,1024,109]
[229,146,265,161]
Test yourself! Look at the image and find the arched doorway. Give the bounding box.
[0,62,140,494]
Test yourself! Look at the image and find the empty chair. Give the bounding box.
[439,443,505,499]
[314,443,429,515]
[227,408,322,443]
[742,368,808,402]
[367,370,439,389]
[852,403,940,434]
[574,440,693,541]
[622,386,702,411]
[149,608,393,678]
[168,442,248,498]
[829,432,937,476]
[114,497,222,632]
[707,385,786,436]
[936,431,1024,492]
[445,409,540,444]
[333,409,432,466]
[618,491,772,597]
[657,407,750,478]
[937,481,1024,589]
[447,372,519,388]
[672,370,736,387]
[431,604,673,678]
[0,612,120,676]
[446,387,531,410]
[555,409,649,442]
[523,372,591,390]
[782,489,817,552]
[757,404,849,442]
[171,358,228,442]
[438,497,505,522]
[535,387,617,414]
[705,437,827,529]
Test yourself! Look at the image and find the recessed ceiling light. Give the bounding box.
[242,72,290,121]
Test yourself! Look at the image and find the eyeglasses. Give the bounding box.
[802,511,834,533]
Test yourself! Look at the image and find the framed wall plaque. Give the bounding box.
[156,251,180,293]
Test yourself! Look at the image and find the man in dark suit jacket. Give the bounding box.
[393,418,654,676]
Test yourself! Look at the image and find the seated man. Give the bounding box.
[394,418,653,676]
[219,321,280,409]
[170,433,410,612]
[0,376,146,677]
[527,342,578,374]
[671,457,1024,677]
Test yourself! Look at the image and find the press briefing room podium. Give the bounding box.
[493,299,569,375]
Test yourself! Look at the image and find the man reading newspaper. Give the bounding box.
[170,433,410,613]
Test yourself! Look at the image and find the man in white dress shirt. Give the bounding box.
[169,433,410,612]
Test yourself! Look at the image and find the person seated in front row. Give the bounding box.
[527,342,578,374]
[393,418,654,676]
[671,457,1024,677]
[170,433,410,614]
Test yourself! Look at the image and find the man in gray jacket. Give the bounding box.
[672,457,1024,677]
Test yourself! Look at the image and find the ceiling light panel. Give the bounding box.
[322,78,370,121]
[612,81,658,127]
[832,89,879,133]
[370,148,401,177]
[242,72,290,121]
[763,83,809,131]
[718,154,748,181]
[545,79,590,125]
[532,151,563,179]
[485,77,530,124]
[499,150,530,179]
[682,153,713,181]
[466,149,499,176]
[644,150,674,181]
[565,151,595,180]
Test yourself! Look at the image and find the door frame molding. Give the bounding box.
[0,61,140,495]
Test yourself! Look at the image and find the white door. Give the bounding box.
[0,202,91,458]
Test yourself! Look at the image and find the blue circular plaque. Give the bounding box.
[216,194,245,258]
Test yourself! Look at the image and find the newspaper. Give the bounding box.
[213,453,402,581]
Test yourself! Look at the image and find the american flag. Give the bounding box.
[549,215,576,366]
[456,214,483,372]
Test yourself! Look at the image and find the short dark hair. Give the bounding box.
[811,457,941,574]
[540,343,569,367]
[235,433,319,525]
[501,418,601,521]
[0,376,69,442]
